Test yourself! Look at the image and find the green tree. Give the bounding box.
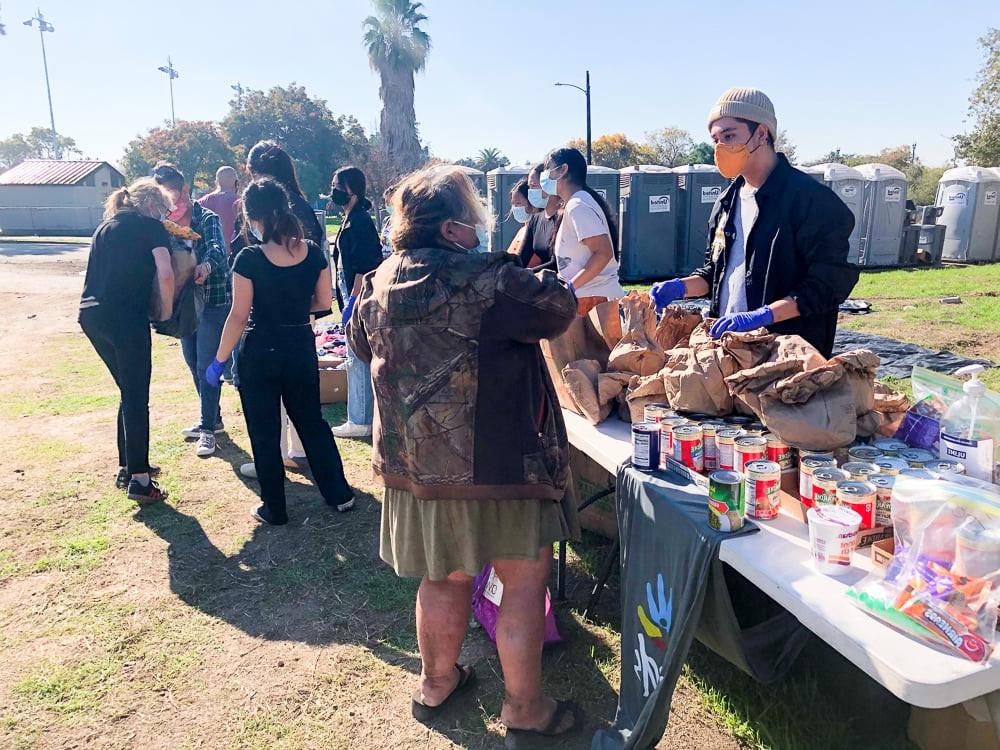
[643,127,694,167]
[222,84,354,196]
[685,142,715,165]
[567,133,654,169]
[121,121,236,191]
[774,129,798,163]
[954,28,1000,166]
[456,147,510,172]
[908,165,947,206]
[362,0,431,174]
[0,127,81,169]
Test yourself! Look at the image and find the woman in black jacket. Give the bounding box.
[328,166,383,439]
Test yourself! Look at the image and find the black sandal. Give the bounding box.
[504,700,580,749]
[411,664,477,722]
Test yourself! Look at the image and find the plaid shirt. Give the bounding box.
[191,203,231,308]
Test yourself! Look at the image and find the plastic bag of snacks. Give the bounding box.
[848,476,1000,663]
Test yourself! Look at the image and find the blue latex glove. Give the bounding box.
[204,358,226,388]
[648,278,685,310]
[567,280,576,295]
[341,295,357,326]
[709,306,775,339]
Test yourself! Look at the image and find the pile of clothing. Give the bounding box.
[544,292,910,451]
[315,322,347,359]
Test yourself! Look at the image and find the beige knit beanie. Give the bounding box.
[707,87,777,138]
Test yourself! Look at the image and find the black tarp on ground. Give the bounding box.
[833,329,994,379]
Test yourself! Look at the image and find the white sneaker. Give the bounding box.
[195,431,216,457]
[240,462,257,479]
[331,421,372,438]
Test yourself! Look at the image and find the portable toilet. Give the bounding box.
[452,164,486,197]
[585,165,621,229]
[618,165,679,281]
[799,164,826,184]
[674,164,729,274]
[936,166,1000,263]
[992,168,1000,261]
[486,165,530,253]
[803,163,865,264]
[855,163,907,266]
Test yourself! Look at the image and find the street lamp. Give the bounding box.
[555,70,592,164]
[231,81,245,106]
[157,56,179,126]
[23,9,57,134]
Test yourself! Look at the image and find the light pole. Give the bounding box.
[23,9,56,134]
[555,70,592,164]
[231,81,245,107]
[157,56,179,126]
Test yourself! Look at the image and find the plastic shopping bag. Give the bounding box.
[471,564,562,646]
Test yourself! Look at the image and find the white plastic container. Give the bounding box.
[939,364,1000,483]
[807,505,862,576]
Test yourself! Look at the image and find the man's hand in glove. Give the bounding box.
[709,306,775,339]
[648,278,685,311]
[341,295,357,326]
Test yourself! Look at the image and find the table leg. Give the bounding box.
[583,538,620,620]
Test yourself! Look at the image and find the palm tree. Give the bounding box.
[362,0,431,174]
[476,147,509,172]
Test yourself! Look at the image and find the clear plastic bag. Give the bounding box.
[848,476,1000,663]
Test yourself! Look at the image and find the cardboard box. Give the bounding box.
[319,358,347,404]
[778,491,892,548]
[871,537,895,569]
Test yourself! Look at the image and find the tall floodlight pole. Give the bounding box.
[157,56,179,126]
[23,9,56,134]
[555,70,592,164]
[231,81,245,107]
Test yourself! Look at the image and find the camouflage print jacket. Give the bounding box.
[347,246,577,501]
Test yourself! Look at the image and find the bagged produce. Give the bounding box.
[653,306,702,352]
[587,299,623,351]
[609,294,664,375]
[828,350,880,415]
[849,476,1000,663]
[760,367,857,449]
[562,359,608,425]
[541,315,610,410]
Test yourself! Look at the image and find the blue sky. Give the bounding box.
[2,0,997,168]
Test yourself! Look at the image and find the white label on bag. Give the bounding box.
[885,186,901,202]
[946,191,967,206]
[649,195,671,213]
[985,190,998,206]
[701,186,721,203]
[941,433,995,482]
[483,566,504,605]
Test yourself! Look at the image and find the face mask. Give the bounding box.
[512,205,530,224]
[539,168,561,196]
[527,188,547,209]
[714,133,762,179]
[454,220,488,253]
[249,223,263,242]
[330,188,349,206]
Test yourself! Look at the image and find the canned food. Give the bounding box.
[848,445,884,463]
[673,424,704,472]
[901,448,936,468]
[799,449,835,463]
[799,457,836,505]
[659,417,689,467]
[901,467,936,480]
[680,412,712,423]
[708,470,745,532]
[747,421,766,433]
[813,467,850,506]
[872,457,909,475]
[716,428,744,472]
[764,433,794,470]
[841,461,880,481]
[925,458,965,475]
[632,423,659,471]
[724,415,753,427]
[837,480,877,529]
[745,460,781,520]
[643,403,675,423]
[734,436,767,474]
[870,474,895,526]
[873,438,908,456]
[702,422,720,472]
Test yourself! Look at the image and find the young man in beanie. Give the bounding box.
[649,87,858,357]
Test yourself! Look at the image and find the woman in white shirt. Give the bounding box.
[539,147,624,314]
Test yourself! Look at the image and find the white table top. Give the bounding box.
[562,408,1000,708]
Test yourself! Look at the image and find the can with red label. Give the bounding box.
[734,436,767,474]
[837,480,877,529]
[643,403,675,423]
[672,424,704,473]
[745,460,781,520]
[870,473,895,526]
[841,461,880,481]
[701,421,723,472]
[799,457,836,505]
[813,467,849,506]
[659,417,688,468]
[764,433,794,470]
[716,428,743,471]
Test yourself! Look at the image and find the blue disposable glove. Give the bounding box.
[341,295,357,326]
[566,280,576,296]
[709,306,775,339]
[648,278,685,310]
[204,358,226,388]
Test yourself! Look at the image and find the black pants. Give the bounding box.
[79,306,152,475]
[237,329,352,521]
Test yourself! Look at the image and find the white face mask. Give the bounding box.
[527,188,547,209]
[453,220,488,253]
[249,222,263,242]
[512,205,530,224]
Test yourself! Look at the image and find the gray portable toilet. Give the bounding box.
[804,163,865,264]
[992,168,1000,261]
[451,164,486,197]
[674,164,729,274]
[486,165,530,253]
[618,165,679,281]
[855,163,907,266]
[799,164,826,184]
[586,165,620,228]
[936,166,1000,263]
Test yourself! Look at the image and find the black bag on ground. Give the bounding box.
[153,279,205,339]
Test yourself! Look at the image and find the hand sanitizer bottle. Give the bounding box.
[939,365,999,483]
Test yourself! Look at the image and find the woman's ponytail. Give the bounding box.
[547,147,620,259]
[102,178,171,220]
[243,177,304,255]
[583,185,620,260]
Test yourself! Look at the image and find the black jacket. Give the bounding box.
[335,203,383,292]
[691,154,859,357]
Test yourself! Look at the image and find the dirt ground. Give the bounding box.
[0,246,743,749]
